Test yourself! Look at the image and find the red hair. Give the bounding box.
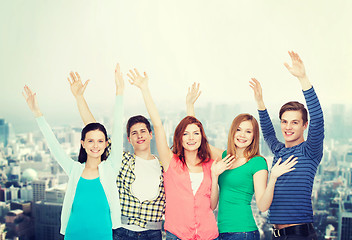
[172,116,211,165]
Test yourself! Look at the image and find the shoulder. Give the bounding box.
[248,156,268,171]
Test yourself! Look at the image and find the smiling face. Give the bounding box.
[234,120,254,150]
[280,110,308,147]
[127,122,152,152]
[182,124,202,152]
[81,130,108,159]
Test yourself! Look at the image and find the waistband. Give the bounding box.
[121,216,163,230]
[272,223,315,238]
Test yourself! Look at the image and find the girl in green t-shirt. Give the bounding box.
[186,84,297,240]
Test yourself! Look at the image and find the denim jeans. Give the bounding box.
[220,230,260,240]
[113,227,162,240]
[272,232,317,240]
[166,231,219,240]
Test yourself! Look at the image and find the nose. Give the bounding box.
[286,123,293,129]
[137,133,142,139]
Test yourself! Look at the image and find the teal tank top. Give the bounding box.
[65,177,112,240]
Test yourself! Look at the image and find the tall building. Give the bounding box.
[338,211,352,240]
[0,119,10,147]
[33,185,65,240]
[32,180,49,202]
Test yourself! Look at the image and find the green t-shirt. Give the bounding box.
[217,151,268,233]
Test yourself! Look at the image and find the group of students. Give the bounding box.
[23,51,324,240]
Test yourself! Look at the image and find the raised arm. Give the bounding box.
[249,78,266,111]
[68,72,96,125]
[186,82,201,117]
[107,64,124,172]
[254,155,297,212]
[250,78,283,153]
[23,86,73,173]
[284,51,312,91]
[127,69,173,171]
[285,51,324,158]
[185,83,224,160]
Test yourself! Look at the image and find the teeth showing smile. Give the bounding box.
[237,139,247,143]
[285,132,294,136]
[90,149,100,153]
[137,140,145,144]
[187,142,196,145]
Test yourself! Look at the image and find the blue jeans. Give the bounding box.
[166,231,219,240]
[113,227,162,240]
[220,230,260,240]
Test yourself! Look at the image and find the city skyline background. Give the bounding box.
[1,1,352,134]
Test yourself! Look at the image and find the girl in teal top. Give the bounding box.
[186,85,297,240]
[23,64,125,240]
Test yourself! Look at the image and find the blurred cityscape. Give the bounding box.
[0,102,352,240]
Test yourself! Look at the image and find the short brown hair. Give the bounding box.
[171,116,211,165]
[227,114,260,160]
[279,101,308,125]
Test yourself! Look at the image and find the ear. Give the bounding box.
[127,136,131,143]
[303,121,308,130]
[105,140,108,148]
[149,131,153,140]
[81,140,85,148]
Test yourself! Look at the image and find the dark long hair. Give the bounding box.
[78,123,108,163]
[171,116,211,165]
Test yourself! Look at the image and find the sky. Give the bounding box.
[1,0,351,133]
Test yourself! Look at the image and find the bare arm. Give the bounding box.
[249,78,266,111]
[128,69,173,171]
[254,155,297,212]
[284,51,312,91]
[186,82,201,117]
[67,72,96,125]
[185,83,224,159]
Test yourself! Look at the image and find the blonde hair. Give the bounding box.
[227,114,260,161]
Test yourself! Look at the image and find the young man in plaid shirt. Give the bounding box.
[68,70,165,240]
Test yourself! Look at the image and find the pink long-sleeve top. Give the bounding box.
[163,154,218,240]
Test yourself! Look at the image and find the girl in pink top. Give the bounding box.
[127,69,233,240]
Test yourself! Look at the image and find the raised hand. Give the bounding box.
[186,82,201,106]
[284,51,306,79]
[249,78,265,110]
[127,68,148,90]
[22,85,42,117]
[270,155,298,179]
[115,63,124,95]
[211,155,235,177]
[67,72,89,99]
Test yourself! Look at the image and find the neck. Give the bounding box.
[235,147,245,158]
[285,138,305,148]
[134,148,154,160]
[85,156,101,168]
[184,149,200,165]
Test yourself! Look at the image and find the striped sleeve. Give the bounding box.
[303,87,324,161]
[258,109,284,154]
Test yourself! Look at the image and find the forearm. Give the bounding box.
[256,100,266,111]
[187,103,195,117]
[256,176,277,212]
[210,174,219,210]
[109,95,124,171]
[36,117,73,173]
[297,75,312,91]
[141,87,163,127]
[75,96,96,125]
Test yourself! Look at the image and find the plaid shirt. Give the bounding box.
[117,151,165,228]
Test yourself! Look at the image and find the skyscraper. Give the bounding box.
[338,211,352,240]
